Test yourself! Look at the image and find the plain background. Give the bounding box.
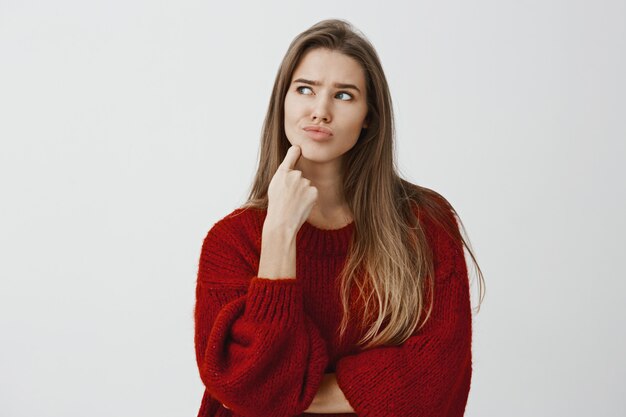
[1,0,625,416]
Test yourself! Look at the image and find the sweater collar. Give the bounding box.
[247,208,354,257]
[297,218,354,257]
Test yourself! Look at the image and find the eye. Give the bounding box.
[296,86,313,95]
[336,91,353,101]
[295,86,354,101]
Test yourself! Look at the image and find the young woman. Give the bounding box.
[194,19,485,417]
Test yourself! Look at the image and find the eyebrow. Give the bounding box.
[292,78,361,93]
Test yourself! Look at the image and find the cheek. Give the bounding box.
[283,97,290,119]
[341,108,368,130]
[284,96,298,123]
[283,97,300,139]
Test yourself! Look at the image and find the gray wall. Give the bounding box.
[1,0,624,416]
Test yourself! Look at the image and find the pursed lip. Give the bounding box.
[303,125,333,136]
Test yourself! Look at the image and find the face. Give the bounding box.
[284,48,369,164]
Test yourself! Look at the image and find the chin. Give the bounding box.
[302,145,344,162]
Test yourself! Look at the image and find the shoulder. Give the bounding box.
[403,182,464,271]
[204,206,265,245]
[402,181,460,239]
[198,206,266,281]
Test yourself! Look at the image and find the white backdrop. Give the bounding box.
[1,1,625,416]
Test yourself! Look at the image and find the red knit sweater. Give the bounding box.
[194,203,472,417]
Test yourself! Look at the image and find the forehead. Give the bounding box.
[291,48,366,88]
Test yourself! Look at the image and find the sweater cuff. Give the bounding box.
[243,277,301,326]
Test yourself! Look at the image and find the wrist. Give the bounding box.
[258,227,297,280]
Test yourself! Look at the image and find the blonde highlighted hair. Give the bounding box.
[241,19,485,349]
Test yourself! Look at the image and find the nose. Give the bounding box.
[310,95,331,123]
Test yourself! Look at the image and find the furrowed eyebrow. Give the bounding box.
[292,78,361,93]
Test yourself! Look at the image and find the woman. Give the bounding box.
[194,18,485,417]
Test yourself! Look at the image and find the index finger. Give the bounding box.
[278,145,302,171]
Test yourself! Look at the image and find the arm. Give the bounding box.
[194,220,329,417]
[333,211,473,417]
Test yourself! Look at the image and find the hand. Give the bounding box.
[265,145,318,232]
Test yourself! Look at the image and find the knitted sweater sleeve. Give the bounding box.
[334,211,473,417]
[194,220,329,417]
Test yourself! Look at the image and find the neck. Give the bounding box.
[295,155,351,219]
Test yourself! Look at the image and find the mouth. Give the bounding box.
[302,125,333,141]
[303,128,332,141]
[303,125,333,135]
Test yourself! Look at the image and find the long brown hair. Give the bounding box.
[240,18,485,349]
